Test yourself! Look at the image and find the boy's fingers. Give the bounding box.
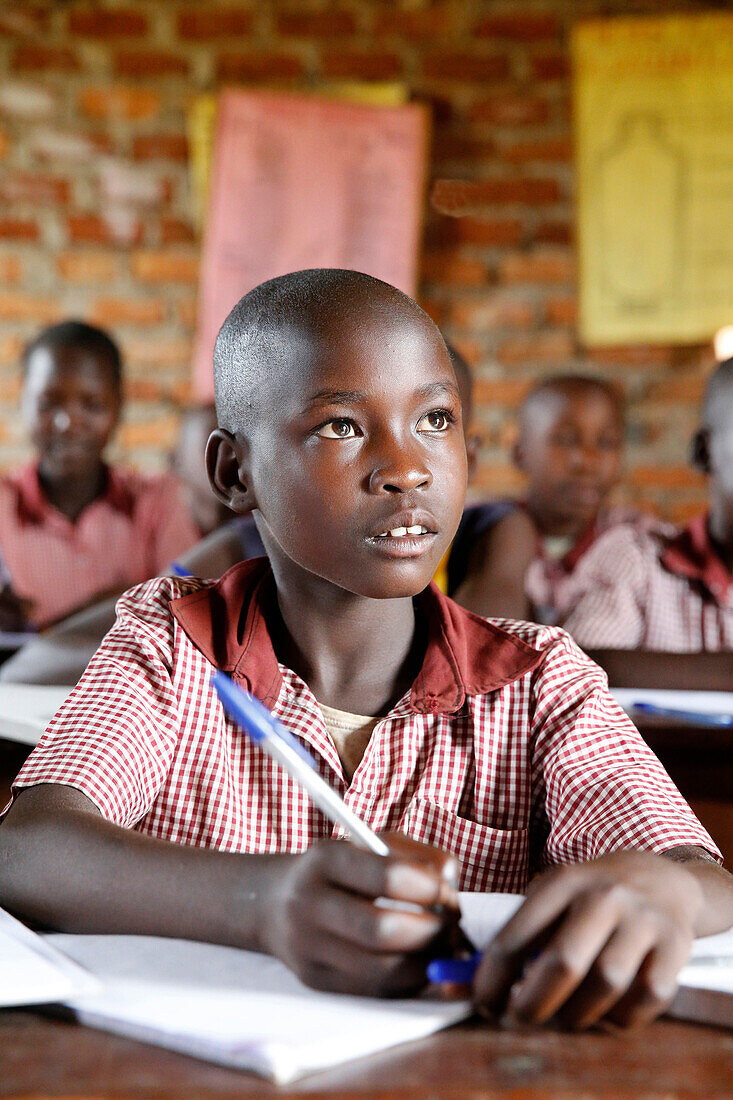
[554,917,660,1029]
[321,834,459,910]
[490,891,625,1024]
[473,868,585,1011]
[296,928,430,997]
[310,885,445,953]
[605,931,691,1030]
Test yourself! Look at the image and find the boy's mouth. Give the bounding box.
[374,524,429,539]
[365,511,438,557]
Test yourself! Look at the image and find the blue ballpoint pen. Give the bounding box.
[212,670,390,856]
[632,702,733,728]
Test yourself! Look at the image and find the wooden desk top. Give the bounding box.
[2,1011,733,1097]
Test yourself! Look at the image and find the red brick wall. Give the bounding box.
[0,0,719,519]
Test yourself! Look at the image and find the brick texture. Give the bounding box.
[0,0,718,516]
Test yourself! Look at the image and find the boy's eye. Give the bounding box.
[316,418,359,439]
[417,410,452,433]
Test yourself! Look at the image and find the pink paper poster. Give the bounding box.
[192,90,429,399]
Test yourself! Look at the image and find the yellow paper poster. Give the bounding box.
[573,14,733,345]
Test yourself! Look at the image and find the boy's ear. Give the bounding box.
[205,428,258,514]
[511,434,526,473]
[690,427,711,473]
[465,430,481,486]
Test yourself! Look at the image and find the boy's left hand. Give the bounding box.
[473,851,703,1030]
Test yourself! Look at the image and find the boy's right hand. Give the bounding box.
[260,833,460,997]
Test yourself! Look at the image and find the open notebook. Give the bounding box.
[1,893,732,1082]
[40,894,522,1084]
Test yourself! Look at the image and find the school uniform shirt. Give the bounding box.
[0,462,199,628]
[446,502,649,624]
[10,557,717,891]
[524,506,653,625]
[561,515,733,652]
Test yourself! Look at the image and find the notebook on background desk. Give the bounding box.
[0,683,70,746]
[612,689,733,726]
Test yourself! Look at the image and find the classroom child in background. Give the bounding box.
[2,270,732,1033]
[559,358,733,689]
[453,376,650,622]
[170,404,230,537]
[0,321,198,629]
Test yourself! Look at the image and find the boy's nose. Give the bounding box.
[368,459,433,494]
[52,409,72,433]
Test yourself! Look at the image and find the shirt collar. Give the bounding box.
[171,557,545,714]
[660,514,732,606]
[15,462,136,524]
[516,500,601,573]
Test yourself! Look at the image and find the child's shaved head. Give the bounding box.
[213,269,439,435]
[518,375,623,440]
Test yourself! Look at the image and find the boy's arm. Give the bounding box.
[586,648,733,691]
[453,510,537,620]
[478,625,731,1030]
[474,846,733,1030]
[0,783,459,998]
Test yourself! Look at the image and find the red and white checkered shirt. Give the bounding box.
[562,515,733,652]
[11,558,718,892]
[0,463,199,627]
[525,506,654,625]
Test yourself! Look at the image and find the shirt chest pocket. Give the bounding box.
[401,797,529,894]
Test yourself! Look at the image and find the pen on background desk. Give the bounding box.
[170,561,191,578]
[212,670,390,856]
[631,702,733,728]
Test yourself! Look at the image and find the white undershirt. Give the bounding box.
[318,702,379,782]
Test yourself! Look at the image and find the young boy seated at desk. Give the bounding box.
[1,271,732,1031]
[559,358,733,691]
[453,376,650,622]
[0,321,198,630]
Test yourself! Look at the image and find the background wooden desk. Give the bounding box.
[2,1010,733,1097]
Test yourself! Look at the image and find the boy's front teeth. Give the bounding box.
[377,525,428,538]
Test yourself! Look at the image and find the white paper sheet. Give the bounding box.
[0,907,97,1007]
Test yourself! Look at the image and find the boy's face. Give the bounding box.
[516,390,623,531]
[23,344,121,480]
[225,312,467,600]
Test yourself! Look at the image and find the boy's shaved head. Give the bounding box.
[518,375,622,439]
[213,268,441,434]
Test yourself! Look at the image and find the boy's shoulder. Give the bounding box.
[571,518,678,579]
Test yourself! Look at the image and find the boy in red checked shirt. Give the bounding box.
[0,321,198,630]
[1,271,732,1031]
[559,357,733,691]
[453,376,649,623]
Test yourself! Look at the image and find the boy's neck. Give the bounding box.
[38,461,107,523]
[267,570,424,717]
[526,499,592,542]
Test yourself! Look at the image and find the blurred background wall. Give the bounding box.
[0,0,723,518]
